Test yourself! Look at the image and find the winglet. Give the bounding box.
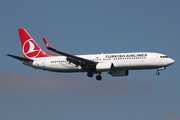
[42,38,51,49]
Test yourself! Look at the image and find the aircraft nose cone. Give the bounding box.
[169,58,175,65]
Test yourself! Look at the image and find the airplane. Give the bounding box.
[7,28,175,81]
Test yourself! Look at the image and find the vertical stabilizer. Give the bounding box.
[18,28,55,59]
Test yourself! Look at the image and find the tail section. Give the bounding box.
[18,28,55,59]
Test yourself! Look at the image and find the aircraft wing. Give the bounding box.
[7,54,33,62]
[42,38,97,69]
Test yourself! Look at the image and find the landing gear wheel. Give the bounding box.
[96,75,102,81]
[87,72,93,78]
[156,71,160,76]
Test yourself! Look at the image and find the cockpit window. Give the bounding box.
[160,56,168,58]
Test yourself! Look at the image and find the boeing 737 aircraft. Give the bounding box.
[7,28,175,81]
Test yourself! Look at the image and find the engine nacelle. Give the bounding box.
[96,62,114,72]
[110,70,129,77]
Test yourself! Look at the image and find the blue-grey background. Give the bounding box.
[0,1,179,120]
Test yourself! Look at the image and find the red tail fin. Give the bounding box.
[18,28,55,59]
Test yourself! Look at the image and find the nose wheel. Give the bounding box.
[156,71,160,76]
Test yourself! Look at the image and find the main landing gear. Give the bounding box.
[87,72,93,78]
[96,74,102,81]
[87,72,102,81]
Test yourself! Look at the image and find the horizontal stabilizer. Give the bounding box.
[7,54,33,62]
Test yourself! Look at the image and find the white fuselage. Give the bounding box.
[23,52,174,73]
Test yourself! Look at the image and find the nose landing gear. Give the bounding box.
[156,67,165,76]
